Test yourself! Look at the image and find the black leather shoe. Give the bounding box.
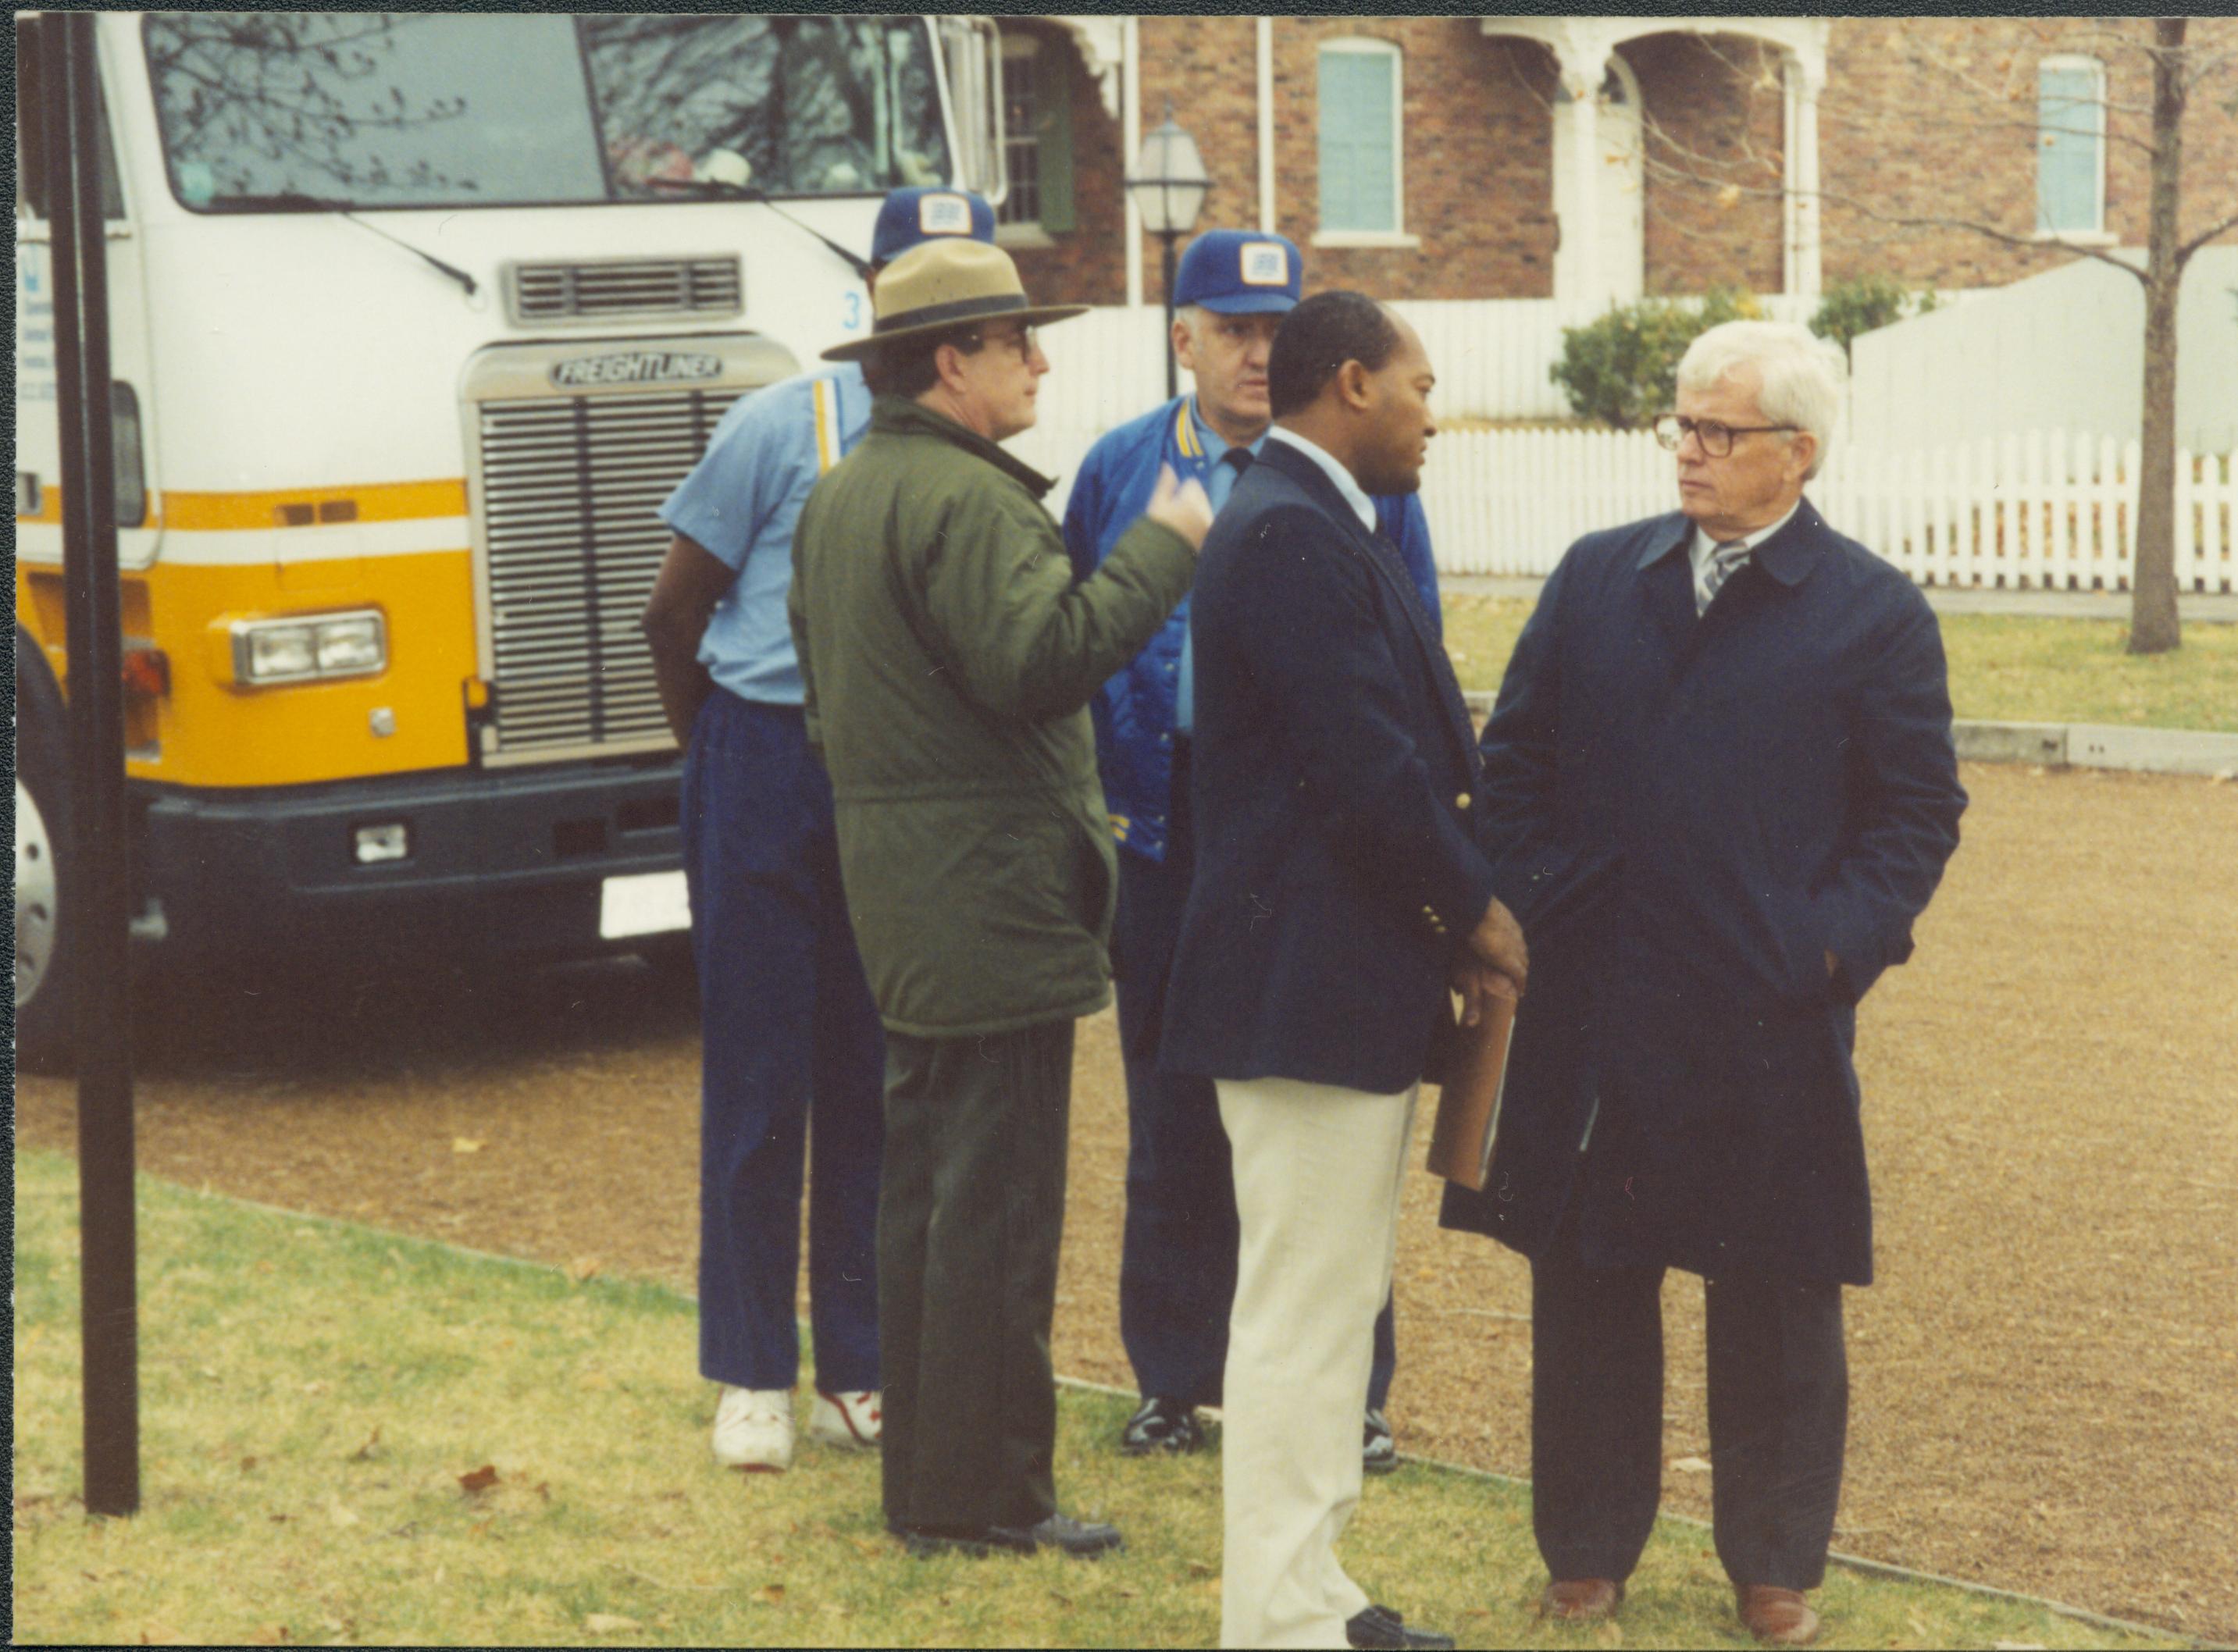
[1121,1395,1208,1455]
[1346,1604,1454,1650]
[995,1512,1125,1558]
[898,1513,1124,1560]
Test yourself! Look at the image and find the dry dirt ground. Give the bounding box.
[15,762,2238,1641]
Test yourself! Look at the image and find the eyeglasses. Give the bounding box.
[968,325,1039,361]
[1653,414,1798,458]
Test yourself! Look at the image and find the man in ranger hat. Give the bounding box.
[789,237,1213,1558]
[1060,230,1442,1469]
[642,187,996,1476]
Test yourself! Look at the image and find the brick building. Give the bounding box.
[989,16,2238,311]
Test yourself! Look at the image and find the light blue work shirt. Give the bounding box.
[658,363,871,707]
[1174,403,1267,734]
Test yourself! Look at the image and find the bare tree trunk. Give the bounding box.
[2128,17,2186,655]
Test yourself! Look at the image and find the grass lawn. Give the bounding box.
[10,1150,2184,1649]
[1440,596,2238,732]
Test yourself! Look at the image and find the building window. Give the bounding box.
[2037,55,2106,238]
[995,30,1073,240]
[1317,37,1403,237]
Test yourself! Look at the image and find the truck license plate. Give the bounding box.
[599,870,690,940]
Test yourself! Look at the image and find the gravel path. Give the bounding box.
[16,762,2236,1640]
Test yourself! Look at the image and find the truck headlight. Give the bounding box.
[232,611,387,685]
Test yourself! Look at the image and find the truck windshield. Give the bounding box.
[143,13,952,210]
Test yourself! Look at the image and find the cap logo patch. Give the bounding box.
[1238,241,1290,287]
[918,194,974,236]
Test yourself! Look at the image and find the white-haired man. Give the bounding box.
[1441,321,1968,1647]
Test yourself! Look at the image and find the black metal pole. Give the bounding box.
[47,9,141,1519]
[1160,230,1179,401]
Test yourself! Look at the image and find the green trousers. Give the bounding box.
[878,1019,1074,1533]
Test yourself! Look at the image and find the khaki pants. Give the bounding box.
[1217,1076,1418,1649]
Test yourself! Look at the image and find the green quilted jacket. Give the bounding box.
[789,395,1195,1037]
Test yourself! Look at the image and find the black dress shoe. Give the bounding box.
[1346,1604,1454,1650]
[996,1512,1124,1558]
[1121,1395,1208,1455]
[897,1512,1123,1560]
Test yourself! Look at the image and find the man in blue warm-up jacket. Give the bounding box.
[1061,230,1438,1472]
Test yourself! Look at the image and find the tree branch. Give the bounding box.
[2176,209,2238,265]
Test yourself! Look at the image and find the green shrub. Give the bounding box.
[1548,287,1762,429]
[1810,273,1940,361]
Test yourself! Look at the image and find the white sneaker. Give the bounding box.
[807,1387,882,1450]
[711,1386,795,1472]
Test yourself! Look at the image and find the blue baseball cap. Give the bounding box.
[1173,229,1303,315]
[870,187,997,265]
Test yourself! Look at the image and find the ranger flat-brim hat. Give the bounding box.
[823,238,1089,362]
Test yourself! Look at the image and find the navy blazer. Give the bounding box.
[1439,500,1968,1285]
[1159,439,1498,1095]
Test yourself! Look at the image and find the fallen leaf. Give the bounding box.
[240,1456,258,1474]
[533,1482,551,1503]
[452,1138,485,1155]
[583,1614,640,1635]
[326,1499,361,1529]
[348,1427,381,1463]
[754,1584,786,1605]
[565,1256,602,1284]
[1669,1454,1712,1474]
[458,1464,500,1494]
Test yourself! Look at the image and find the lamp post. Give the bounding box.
[1127,104,1210,399]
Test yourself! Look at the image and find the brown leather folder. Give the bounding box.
[1427,990,1519,1191]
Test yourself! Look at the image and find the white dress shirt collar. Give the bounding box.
[1265,425,1379,534]
[1690,499,1801,579]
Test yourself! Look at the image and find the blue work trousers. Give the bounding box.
[682,692,884,1394]
[1119,744,1396,1409]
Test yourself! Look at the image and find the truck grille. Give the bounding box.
[508,258,743,324]
[476,390,742,760]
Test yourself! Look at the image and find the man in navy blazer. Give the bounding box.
[1162,292,1528,1651]
[1442,322,1967,1647]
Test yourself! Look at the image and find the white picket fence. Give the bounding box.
[1014,295,1827,466]
[1006,301,2234,593]
[1416,427,2236,593]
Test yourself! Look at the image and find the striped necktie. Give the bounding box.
[1695,539,1751,616]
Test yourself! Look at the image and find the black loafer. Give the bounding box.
[1121,1395,1208,1456]
[1346,1603,1454,1650]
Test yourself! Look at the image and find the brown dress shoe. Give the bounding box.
[1735,1584,1820,1646]
[1539,1578,1623,1620]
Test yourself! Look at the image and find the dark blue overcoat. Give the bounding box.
[1160,440,1498,1097]
[1438,501,1967,1285]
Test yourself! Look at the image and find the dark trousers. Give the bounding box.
[1115,753,1396,1411]
[878,1019,1075,1533]
[1531,1209,1848,1591]
[682,692,884,1394]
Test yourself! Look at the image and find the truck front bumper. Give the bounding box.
[135,758,690,963]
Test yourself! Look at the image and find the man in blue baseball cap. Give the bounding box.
[1061,230,1444,1478]
[640,187,995,1476]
